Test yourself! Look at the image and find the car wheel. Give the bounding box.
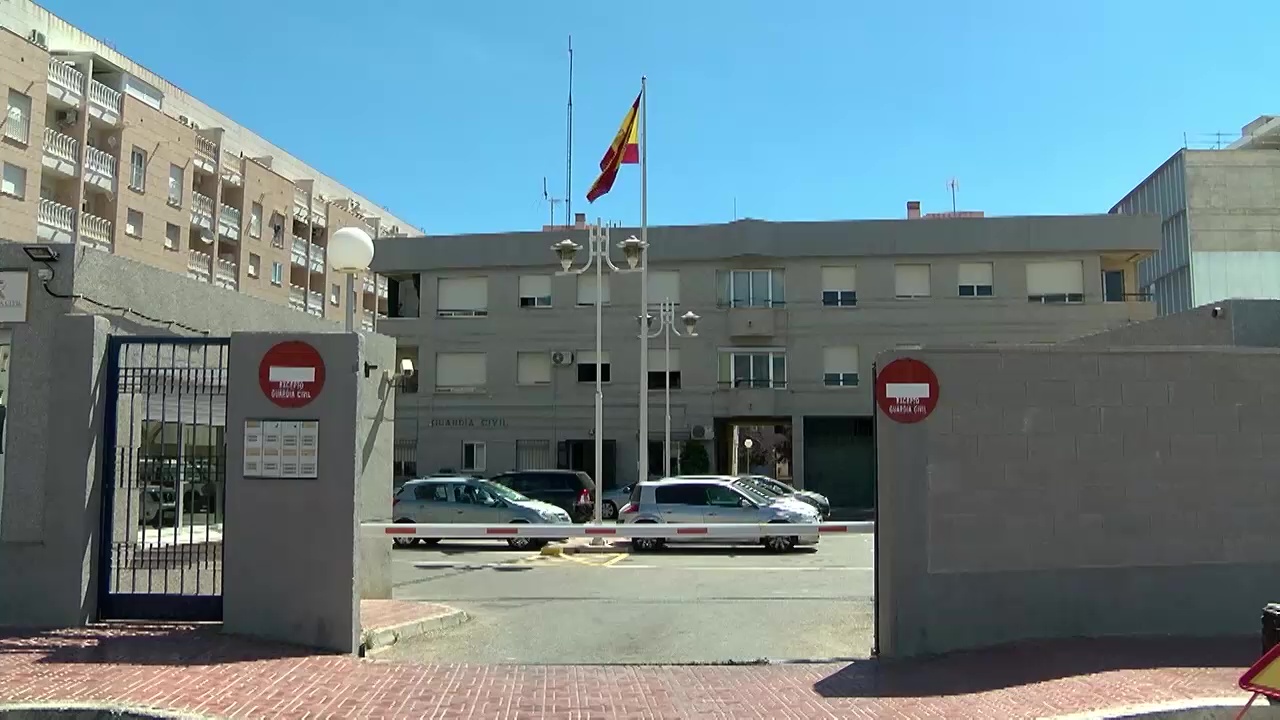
[506,521,544,550]
[629,521,664,552]
[392,518,419,547]
[602,501,618,520]
[763,523,797,553]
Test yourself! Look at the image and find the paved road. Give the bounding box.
[384,533,874,664]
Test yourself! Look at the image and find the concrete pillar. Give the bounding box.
[791,414,805,489]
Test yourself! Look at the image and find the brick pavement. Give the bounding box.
[0,622,1258,719]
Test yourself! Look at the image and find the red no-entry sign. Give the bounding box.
[875,357,939,424]
[258,341,326,409]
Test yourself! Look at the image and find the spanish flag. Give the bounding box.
[586,91,641,203]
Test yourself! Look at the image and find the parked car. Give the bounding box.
[600,483,636,520]
[617,475,821,553]
[737,474,831,518]
[488,470,595,522]
[391,476,572,550]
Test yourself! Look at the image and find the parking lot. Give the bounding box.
[384,532,874,664]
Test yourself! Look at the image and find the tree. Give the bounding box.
[679,441,711,474]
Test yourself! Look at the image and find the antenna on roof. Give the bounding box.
[947,177,959,213]
[543,177,563,227]
[565,34,573,228]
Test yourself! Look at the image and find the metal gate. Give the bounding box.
[98,336,230,621]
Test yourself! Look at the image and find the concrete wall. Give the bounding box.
[1068,298,1280,348]
[357,333,393,600]
[876,345,1280,659]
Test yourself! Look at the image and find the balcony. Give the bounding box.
[3,112,29,145]
[215,257,238,290]
[308,245,325,274]
[362,276,376,294]
[221,151,242,186]
[713,383,789,417]
[79,212,113,252]
[194,136,218,174]
[191,192,214,230]
[377,276,388,299]
[36,198,75,243]
[291,235,308,266]
[361,309,374,332]
[727,307,781,338]
[218,204,241,240]
[41,127,79,177]
[289,284,307,311]
[187,250,212,282]
[87,80,121,125]
[46,59,84,106]
[311,204,327,227]
[84,145,116,191]
[307,290,324,317]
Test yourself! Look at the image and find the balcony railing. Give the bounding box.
[215,258,238,289]
[88,80,121,117]
[309,245,325,273]
[80,212,112,250]
[307,291,323,317]
[311,206,327,226]
[191,192,214,226]
[377,276,388,298]
[289,284,307,310]
[291,235,308,265]
[47,59,83,96]
[3,113,28,144]
[85,145,116,179]
[363,276,376,294]
[361,309,374,332]
[219,204,241,232]
[221,151,242,185]
[37,199,75,232]
[188,250,212,281]
[42,127,79,165]
[195,136,217,166]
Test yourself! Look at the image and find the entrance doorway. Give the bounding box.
[559,438,617,490]
[98,336,229,622]
[714,419,792,479]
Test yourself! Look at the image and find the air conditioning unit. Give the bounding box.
[550,350,574,366]
[690,425,713,440]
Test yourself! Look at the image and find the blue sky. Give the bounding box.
[46,0,1280,235]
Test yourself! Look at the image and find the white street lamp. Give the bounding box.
[330,226,375,332]
[642,299,698,476]
[552,223,628,533]
[620,234,652,485]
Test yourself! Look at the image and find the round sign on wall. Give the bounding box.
[875,357,940,424]
[258,341,326,409]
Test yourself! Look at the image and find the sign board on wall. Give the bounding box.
[258,341,326,408]
[244,419,320,479]
[875,357,940,424]
[0,271,30,323]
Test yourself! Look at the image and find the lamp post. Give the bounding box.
[329,226,375,332]
[552,224,643,529]
[641,299,698,476]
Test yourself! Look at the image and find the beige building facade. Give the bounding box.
[0,1,415,328]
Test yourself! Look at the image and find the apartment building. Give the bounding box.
[370,211,1160,512]
[0,2,417,328]
[1110,114,1280,316]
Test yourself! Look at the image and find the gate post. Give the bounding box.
[222,331,381,653]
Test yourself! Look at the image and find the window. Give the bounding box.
[821,266,857,307]
[576,351,611,383]
[414,483,450,502]
[647,348,681,390]
[647,270,680,305]
[125,209,143,238]
[247,253,260,278]
[167,164,183,206]
[436,352,487,391]
[270,261,283,286]
[718,349,786,389]
[1026,260,1084,303]
[330,283,340,305]
[516,440,552,470]
[576,274,611,305]
[129,147,145,191]
[437,277,488,316]
[1,163,25,199]
[894,264,931,298]
[164,222,180,250]
[1102,269,1126,302]
[393,439,418,479]
[654,483,710,506]
[5,90,30,144]
[518,274,552,308]
[718,269,783,308]
[270,212,285,248]
[958,262,994,297]
[462,442,487,473]
[396,346,419,393]
[823,346,860,387]
[249,202,262,238]
[517,351,552,385]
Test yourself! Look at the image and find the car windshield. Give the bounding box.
[753,477,791,495]
[478,480,527,503]
[735,477,781,499]
[732,481,774,504]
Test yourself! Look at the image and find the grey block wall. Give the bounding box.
[1068,298,1280,348]
[357,333,393,600]
[877,346,1280,658]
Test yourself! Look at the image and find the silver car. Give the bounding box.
[392,476,573,550]
[618,476,821,553]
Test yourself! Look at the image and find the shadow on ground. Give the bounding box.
[813,636,1256,698]
[0,624,322,667]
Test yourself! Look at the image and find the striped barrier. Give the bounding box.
[363,521,873,540]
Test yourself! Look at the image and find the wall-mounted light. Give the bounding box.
[23,246,59,263]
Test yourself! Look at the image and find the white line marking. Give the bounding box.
[605,566,873,572]
[885,382,929,400]
[269,366,315,383]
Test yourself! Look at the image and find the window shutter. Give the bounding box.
[821,266,857,291]
[1026,261,1084,295]
[647,348,680,372]
[894,264,931,297]
[822,346,859,374]
[958,262,993,286]
[438,277,488,311]
[647,270,680,304]
[578,351,610,366]
[435,352,487,387]
[517,351,551,384]
[576,274,611,304]
[519,274,551,298]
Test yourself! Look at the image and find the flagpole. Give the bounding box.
[637,75,650,485]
